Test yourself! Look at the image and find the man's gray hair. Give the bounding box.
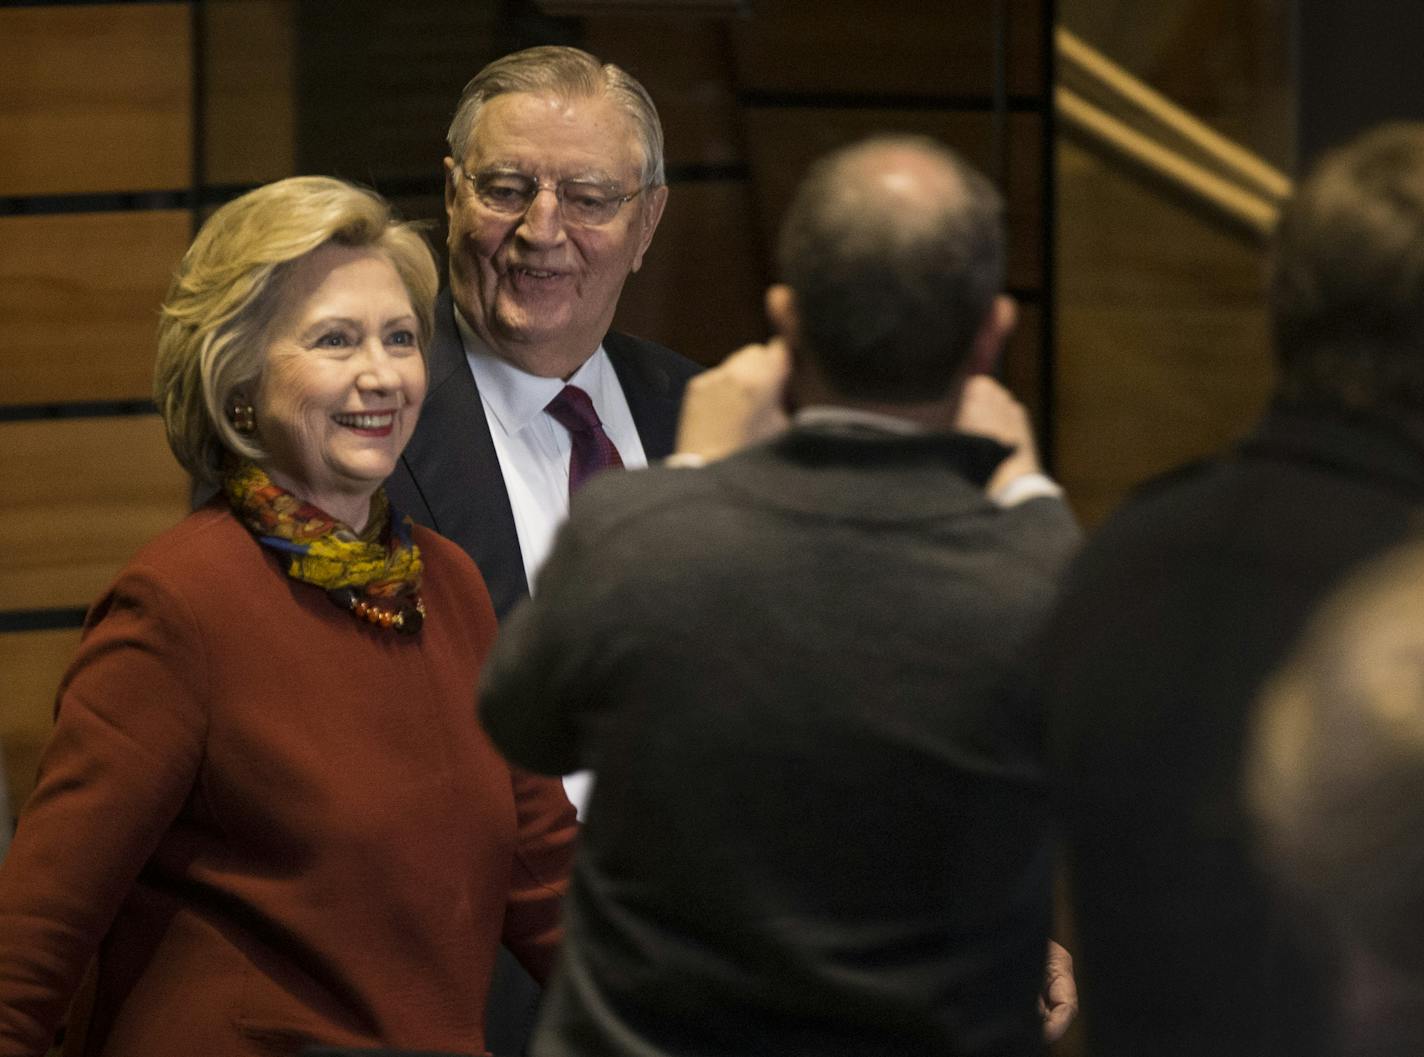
[447,45,665,187]
[1270,122,1424,415]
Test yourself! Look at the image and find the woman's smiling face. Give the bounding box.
[251,242,427,529]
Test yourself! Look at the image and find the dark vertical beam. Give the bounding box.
[1040,0,1057,472]
[189,0,207,236]
[1296,0,1424,169]
[991,0,1010,186]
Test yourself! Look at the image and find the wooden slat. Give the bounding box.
[742,109,1044,291]
[0,417,190,613]
[0,4,190,197]
[1000,302,1045,437]
[0,211,191,406]
[541,0,746,12]
[1054,140,1274,527]
[613,180,768,367]
[202,0,296,186]
[291,2,496,184]
[581,18,745,169]
[1059,0,1295,173]
[732,0,1045,98]
[0,629,79,820]
[1057,87,1279,243]
[1057,28,1292,204]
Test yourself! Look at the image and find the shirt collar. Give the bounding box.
[793,404,927,436]
[455,307,608,433]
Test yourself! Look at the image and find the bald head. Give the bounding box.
[775,135,1005,402]
[1250,541,1424,979]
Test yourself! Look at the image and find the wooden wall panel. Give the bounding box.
[582,18,744,168]
[203,0,296,186]
[0,629,80,820]
[1002,302,1044,427]
[1055,140,1274,527]
[0,416,189,613]
[1,211,191,407]
[1062,0,1294,170]
[291,2,497,184]
[613,181,767,366]
[0,4,191,197]
[742,110,1045,291]
[732,0,1045,97]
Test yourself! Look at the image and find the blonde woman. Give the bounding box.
[0,177,575,1057]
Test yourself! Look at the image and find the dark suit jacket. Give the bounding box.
[1042,405,1424,1057]
[481,427,1082,1057]
[387,288,701,620]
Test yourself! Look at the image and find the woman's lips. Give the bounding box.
[333,411,396,435]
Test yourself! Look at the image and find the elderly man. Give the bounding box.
[383,47,699,1054]
[387,46,699,627]
[480,135,1080,1057]
[1042,122,1424,1057]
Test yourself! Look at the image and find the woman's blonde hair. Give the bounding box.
[154,176,438,485]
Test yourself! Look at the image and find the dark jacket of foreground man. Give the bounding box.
[482,425,1081,1057]
[1043,405,1424,1057]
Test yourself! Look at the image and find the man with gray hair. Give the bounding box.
[387,44,698,629]
[480,135,1079,1057]
[383,46,699,1053]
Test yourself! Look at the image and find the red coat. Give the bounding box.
[0,503,576,1057]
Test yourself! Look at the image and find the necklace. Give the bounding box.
[330,587,426,635]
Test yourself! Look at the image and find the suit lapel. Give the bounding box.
[605,331,684,460]
[398,289,529,618]
[397,311,693,620]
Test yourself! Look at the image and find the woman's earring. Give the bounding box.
[227,396,256,436]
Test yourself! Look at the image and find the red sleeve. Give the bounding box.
[0,565,206,1055]
[500,765,578,985]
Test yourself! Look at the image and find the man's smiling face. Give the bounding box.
[445,90,667,379]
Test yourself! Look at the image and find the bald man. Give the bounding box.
[480,135,1079,1057]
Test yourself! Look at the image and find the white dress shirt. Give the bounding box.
[457,311,649,588]
[457,310,646,815]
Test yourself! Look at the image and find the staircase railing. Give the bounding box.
[1055,27,1292,242]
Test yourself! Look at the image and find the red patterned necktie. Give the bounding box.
[545,384,625,495]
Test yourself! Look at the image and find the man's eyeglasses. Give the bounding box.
[459,168,647,227]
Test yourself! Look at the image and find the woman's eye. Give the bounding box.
[387,329,417,347]
[315,332,350,348]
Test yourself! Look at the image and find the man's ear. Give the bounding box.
[631,184,669,273]
[765,284,800,349]
[967,295,1017,375]
[443,156,459,220]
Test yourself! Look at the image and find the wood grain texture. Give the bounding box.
[613,180,768,366]
[0,416,190,612]
[0,4,190,197]
[0,629,79,821]
[291,1,496,184]
[582,18,745,169]
[1001,302,1045,435]
[1054,140,1274,528]
[1060,0,1295,171]
[202,0,296,186]
[1,211,191,406]
[731,0,1045,98]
